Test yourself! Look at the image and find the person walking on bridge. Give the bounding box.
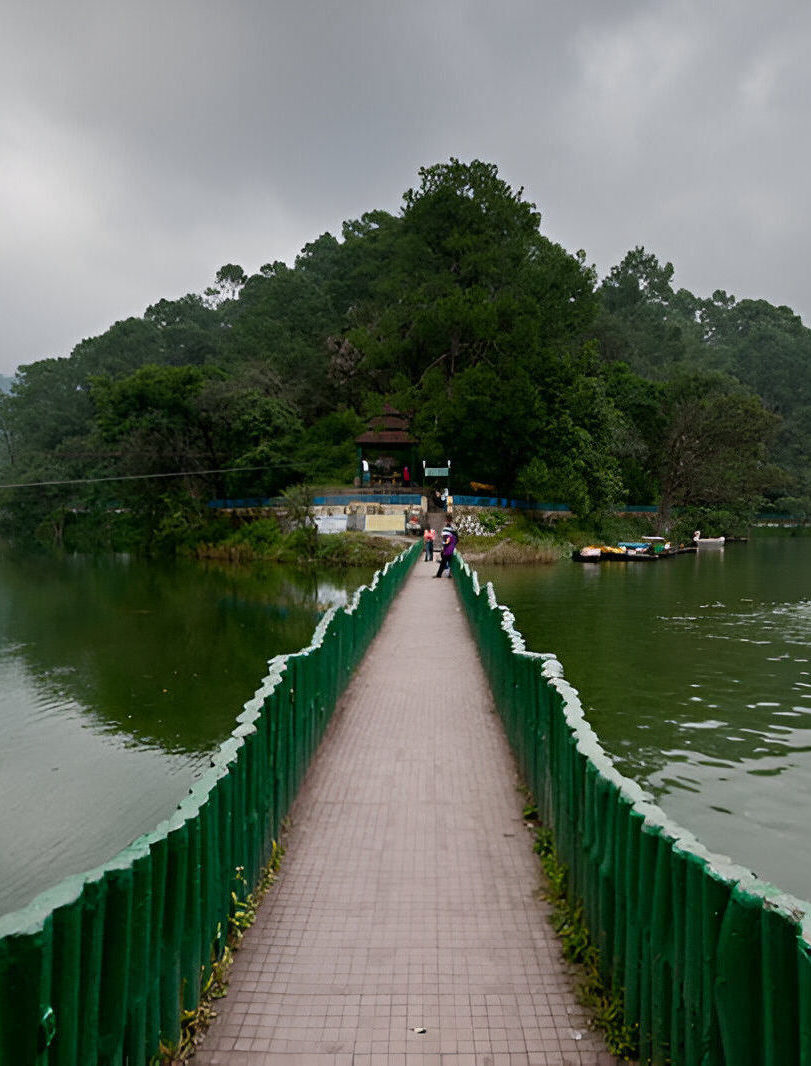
[423,526,435,562]
[435,522,457,578]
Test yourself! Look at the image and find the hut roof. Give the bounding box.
[355,404,416,446]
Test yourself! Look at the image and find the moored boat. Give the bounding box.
[573,537,695,562]
[693,529,725,548]
[572,545,602,562]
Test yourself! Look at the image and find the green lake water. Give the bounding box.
[6,538,811,919]
[0,552,377,917]
[476,535,811,902]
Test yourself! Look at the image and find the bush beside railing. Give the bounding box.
[454,553,811,1066]
[0,541,420,1066]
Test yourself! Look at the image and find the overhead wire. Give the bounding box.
[0,465,271,490]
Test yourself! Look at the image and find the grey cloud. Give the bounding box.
[1,1,810,374]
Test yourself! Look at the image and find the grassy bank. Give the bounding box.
[21,504,409,567]
[43,493,720,566]
[194,522,409,568]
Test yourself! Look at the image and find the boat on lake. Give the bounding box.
[693,530,725,548]
[574,545,602,561]
[572,536,697,563]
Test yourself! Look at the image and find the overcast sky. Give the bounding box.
[2,1,809,376]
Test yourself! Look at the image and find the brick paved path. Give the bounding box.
[193,560,623,1065]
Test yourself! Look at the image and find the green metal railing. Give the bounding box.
[0,541,420,1066]
[454,553,811,1066]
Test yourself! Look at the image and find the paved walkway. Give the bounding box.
[193,560,622,1065]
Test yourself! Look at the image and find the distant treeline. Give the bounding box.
[0,158,806,551]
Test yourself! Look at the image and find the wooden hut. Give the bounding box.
[355,405,417,487]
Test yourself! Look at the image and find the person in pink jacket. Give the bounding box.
[423,527,436,562]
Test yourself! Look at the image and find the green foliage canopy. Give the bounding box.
[0,160,804,547]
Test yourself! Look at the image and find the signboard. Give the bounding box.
[424,467,449,477]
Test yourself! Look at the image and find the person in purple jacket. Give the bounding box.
[434,522,458,578]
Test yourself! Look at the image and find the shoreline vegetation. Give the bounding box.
[184,501,674,570]
[1,159,809,561]
[194,527,410,568]
[4,491,805,569]
[190,505,683,569]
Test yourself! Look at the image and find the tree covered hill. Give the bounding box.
[0,158,806,550]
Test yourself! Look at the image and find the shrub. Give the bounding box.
[228,518,282,550]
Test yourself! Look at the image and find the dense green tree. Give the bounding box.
[512,351,627,516]
[431,361,541,490]
[292,409,365,484]
[596,248,811,510]
[693,296,811,493]
[349,159,597,394]
[338,159,606,497]
[698,297,811,409]
[70,318,165,378]
[603,363,667,502]
[192,365,302,495]
[596,247,703,376]
[225,262,336,417]
[91,363,301,501]
[656,372,779,528]
[0,308,223,480]
[144,294,225,366]
[91,363,226,485]
[3,159,809,546]
[0,358,94,459]
[205,263,248,306]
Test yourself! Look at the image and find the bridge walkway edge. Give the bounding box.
[193,558,623,1065]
